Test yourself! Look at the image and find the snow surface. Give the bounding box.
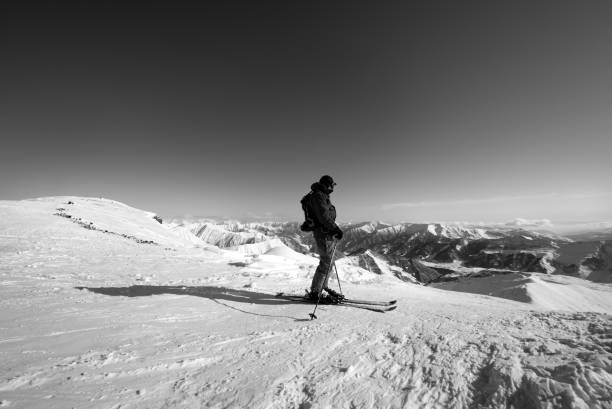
[1,197,611,409]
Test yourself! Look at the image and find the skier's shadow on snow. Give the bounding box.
[75,285,312,321]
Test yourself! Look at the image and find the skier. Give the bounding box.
[304,175,344,302]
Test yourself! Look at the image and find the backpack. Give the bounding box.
[300,191,316,232]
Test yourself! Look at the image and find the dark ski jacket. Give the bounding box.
[309,182,338,234]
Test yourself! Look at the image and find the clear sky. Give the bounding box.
[1,2,611,224]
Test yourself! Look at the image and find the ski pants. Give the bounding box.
[310,230,336,294]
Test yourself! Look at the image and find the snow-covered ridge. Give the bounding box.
[0,196,213,250]
[190,222,269,247]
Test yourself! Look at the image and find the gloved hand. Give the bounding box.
[332,227,343,240]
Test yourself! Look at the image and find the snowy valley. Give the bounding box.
[1,197,611,409]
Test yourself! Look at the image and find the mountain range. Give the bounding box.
[170,218,612,285]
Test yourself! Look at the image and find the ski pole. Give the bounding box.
[309,240,338,320]
[333,261,343,296]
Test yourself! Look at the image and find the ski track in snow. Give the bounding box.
[0,197,611,409]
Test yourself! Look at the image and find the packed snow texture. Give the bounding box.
[0,197,611,409]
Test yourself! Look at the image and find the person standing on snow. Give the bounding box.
[302,175,344,302]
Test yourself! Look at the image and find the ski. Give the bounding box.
[342,302,397,313]
[341,298,397,306]
[275,292,396,306]
[275,293,397,313]
[340,303,396,313]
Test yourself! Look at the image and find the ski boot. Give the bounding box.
[306,290,338,304]
[306,290,319,303]
[324,287,345,303]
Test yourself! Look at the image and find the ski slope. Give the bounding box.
[0,197,611,409]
